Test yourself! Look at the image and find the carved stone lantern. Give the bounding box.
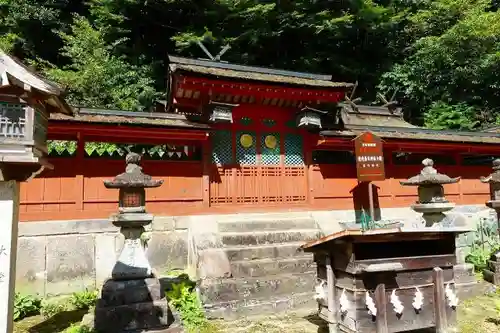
[480,158,500,216]
[296,105,327,129]
[480,159,500,286]
[84,153,182,333]
[400,158,460,227]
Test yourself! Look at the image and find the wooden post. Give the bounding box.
[202,138,211,208]
[374,284,388,333]
[368,182,375,223]
[0,181,20,333]
[325,256,337,333]
[76,132,85,211]
[433,267,448,333]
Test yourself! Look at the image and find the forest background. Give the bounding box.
[2,0,500,131]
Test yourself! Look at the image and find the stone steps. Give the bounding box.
[198,215,322,319]
[223,242,307,261]
[218,218,317,232]
[204,291,317,320]
[221,229,321,246]
[199,272,317,305]
[230,255,315,278]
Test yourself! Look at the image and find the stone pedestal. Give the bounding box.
[0,181,19,333]
[483,250,500,286]
[83,220,182,333]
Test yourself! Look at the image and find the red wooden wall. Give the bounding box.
[19,158,204,221]
[310,164,490,210]
[18,155,491,222]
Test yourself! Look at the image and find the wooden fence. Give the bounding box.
[19,155,492,222]
[19,157,204,221]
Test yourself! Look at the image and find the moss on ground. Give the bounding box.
[14,292,500,333]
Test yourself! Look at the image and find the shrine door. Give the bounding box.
[209,107,308,206]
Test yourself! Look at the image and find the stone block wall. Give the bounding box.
[14,205,491,296]
[16,216,190,297]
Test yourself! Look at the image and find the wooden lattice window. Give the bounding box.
[0,102,26,138]
[261,132,280,165]
[236,131,257,165]
[284,134,304,166]
[212,130,233,165]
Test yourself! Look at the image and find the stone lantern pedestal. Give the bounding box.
[480,159,500,286]
[83,153,182,333]
[400,158,460,227]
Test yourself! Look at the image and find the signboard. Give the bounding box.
[354,132,385,182]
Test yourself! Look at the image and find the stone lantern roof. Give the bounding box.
[480,159,500,184]
[103,152,163,189]
[399,158,460,186]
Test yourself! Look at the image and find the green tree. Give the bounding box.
[424,102,479,130]
[380,0,500,128]
[40,15,158,111]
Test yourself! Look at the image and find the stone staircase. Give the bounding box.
[198,214,322,319]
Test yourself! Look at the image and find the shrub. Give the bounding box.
[13,293,42,321]
[40,298,68,318]
[166,280,212,333]
[70,289,98,310]
[63,324,95,333]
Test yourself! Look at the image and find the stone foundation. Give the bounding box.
[15,205,492,296]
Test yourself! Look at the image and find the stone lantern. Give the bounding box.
[84,152,182,333]
[400,158,460,227]
[480,159,500,285]
[480,158,500,222]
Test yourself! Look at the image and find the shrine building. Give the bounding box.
[27,55,500,222]
[7,53,500,300]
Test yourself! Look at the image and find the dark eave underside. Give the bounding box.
[169,57,353,89]
[50,107,210,130]
[321,125,500,144]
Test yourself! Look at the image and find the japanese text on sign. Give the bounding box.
[354,132,386,182]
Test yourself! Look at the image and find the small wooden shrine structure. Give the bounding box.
[302,227,468,333]
[301,159,473,333]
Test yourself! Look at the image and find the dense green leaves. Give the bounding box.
[2,0,500,129]
[41,16,157,111]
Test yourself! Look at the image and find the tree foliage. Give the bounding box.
[2,0,500,129]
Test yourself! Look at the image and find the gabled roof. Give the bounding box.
[320,103,500,145]
[50,107,210,129]
[302,226,472,251]
[339,103,416,129]
[168,56,353,89]
[0,50,72,115]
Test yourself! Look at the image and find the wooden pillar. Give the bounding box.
[305,134,315,206]
[325,256,337,333]
[433,267,448,333]
[75,132,85,211]
[202,137,211,208]
[374,284,388,333]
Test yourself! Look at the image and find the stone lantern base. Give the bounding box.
[483,251,500,286]
[83,278,182,333]
[82,214,183,333]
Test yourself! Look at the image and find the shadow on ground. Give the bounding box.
[25,309,87,333]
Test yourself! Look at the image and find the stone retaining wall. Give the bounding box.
[16,216,189,296]
[15,205,492,296]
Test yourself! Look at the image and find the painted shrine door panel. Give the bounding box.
[209,107,307,206]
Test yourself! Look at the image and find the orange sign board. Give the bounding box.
[354,132,385,182]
